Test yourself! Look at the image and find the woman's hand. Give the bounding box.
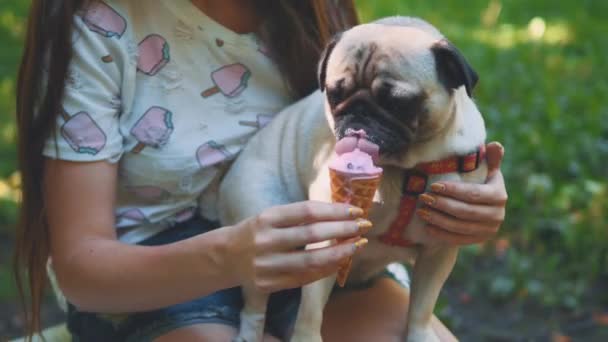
[227,201,371,293]
[416,142,508,245]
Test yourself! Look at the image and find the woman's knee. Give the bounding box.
[153,323,281,342]
[153,323,237,342]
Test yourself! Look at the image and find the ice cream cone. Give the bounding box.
[329,168,381,286]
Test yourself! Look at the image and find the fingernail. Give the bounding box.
[417,209,432,221]
[348,207,364,218]
[354,238,368,250]
[430,183,445,193]
[419,194,436,206]
[356,218,373,233]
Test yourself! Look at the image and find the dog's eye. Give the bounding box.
[326,87,343,107]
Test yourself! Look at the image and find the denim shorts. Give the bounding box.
[67,215,409,341]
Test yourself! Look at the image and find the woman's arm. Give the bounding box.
[416,141,508,244]
[46,158,238,312]
[46,159,369,313]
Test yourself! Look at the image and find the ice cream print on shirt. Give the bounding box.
[82,1,127,39]
[196,141,231,168]
[201,63,251,98]
[127,186,171,202]
[130,106,174,153]
[116,208,148,226]
[137,34,171,76]
[60,109,107,155]
[238,113,275,129]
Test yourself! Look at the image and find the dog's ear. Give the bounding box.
[318,32,342,92]
[431,39,478,97]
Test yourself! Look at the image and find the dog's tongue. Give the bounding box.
[335,129,380,160]
[331,130,382,177]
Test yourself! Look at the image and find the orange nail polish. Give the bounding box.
[417,209,432,221]
[354,238,368,250]
[348,207,364,218]
[430,183,445,193]
[356,219,373,232]
[419,194,436,206]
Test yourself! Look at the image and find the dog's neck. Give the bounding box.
[397,88,486,168]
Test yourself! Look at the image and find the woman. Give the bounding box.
[14,0,507,340]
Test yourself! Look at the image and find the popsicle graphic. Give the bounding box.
[130,106,174,153]
[116,208,147,225]
[238,113,275,129]
[82,1,127,38]
[137,34,170,76]
[196,141,232,168]
[173,207,196,223]
[60,110,107,155]
[201,63,251,98]
[127,186,170,202]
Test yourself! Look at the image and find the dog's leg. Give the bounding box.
[405,245,458,342]
[234,284,269,342]
[289,238,336,342]
[290,273,336,342]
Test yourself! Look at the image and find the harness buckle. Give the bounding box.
[402,169,428,196]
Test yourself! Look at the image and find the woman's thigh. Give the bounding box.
[321,277,457,342]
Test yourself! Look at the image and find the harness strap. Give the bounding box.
[378,145,486,247]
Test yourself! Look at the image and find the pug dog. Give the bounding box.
[219,16,487,342]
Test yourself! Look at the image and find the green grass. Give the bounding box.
[0,0,607,336]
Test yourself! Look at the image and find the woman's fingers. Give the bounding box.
[429,177,508,206]
[254,238,365,276]
[254,265,336,293]
[419,193,505,223]
[485,141,504,178]
[253,239,365,292]
[416,206,501,236]
[258,219,373,251]
[256,201,364,228]
[425,224,494,245]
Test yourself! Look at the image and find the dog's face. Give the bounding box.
[319,18,478,165]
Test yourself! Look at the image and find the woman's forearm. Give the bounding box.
[53,225,240,313]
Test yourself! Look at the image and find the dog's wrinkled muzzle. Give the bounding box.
[331,89,413,157]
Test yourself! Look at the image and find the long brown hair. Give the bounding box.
[14,0,358,337]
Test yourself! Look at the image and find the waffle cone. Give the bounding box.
[329,168,381,286]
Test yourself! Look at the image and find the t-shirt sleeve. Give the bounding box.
[42,6,131,162]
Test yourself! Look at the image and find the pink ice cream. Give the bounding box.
[130,106,174,153]
[83,1,127,38]
[60,111,106,155]
[137,34,170,76]
[330,130,382,178]
[201,63,251,98]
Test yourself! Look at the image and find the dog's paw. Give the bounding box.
[406,327,440,342]
[290,335,322,342]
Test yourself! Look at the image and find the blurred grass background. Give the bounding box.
[1,0,607,340]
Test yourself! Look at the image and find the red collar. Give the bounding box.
[378,145,486,247]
